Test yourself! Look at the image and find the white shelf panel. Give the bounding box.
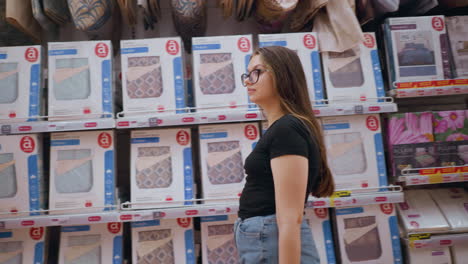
[0,118,115,135]
[399,166,468,186]
[392,78,468,98]
[408,233,468,249]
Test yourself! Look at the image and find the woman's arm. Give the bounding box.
[271,155,308,264]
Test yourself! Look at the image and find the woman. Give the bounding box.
[235,46,335,264]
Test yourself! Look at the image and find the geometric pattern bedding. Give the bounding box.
[0,153,16,199]
[207,141,243,185]
[325,132,367,176]
[0,241,23,264]
[126,56,163,99]
[199,53,235,95]
[54,58,90,101]
[65,234,101,264]
[55,149,93,193]
[0,63,18,104]
[343,216,382,262]
[207,224,238,264]
[135,146,172,189]
[137,229,174,264]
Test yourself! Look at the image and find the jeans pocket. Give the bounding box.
[238,217,262,238]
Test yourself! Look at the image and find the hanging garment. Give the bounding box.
[373,0,399,16]
[326,48,365,88]
[0,241,23,264]
[43,0,70,25]
[67,0,113,31]
[326,133,367,176]
[314,0,364,53]
[4,0,41,43]
[235,0,255,21]
[356,0,375,25]
[0,0,35,46]
[218,0,233,18]
[126,56,163,99]
[55,149,93,194]
[135,146,172,189]
[199,53,235,95]
[207,224,238,264]
[137,229,174,264]
[255,0,298,33]
[343,216,382,262]
[289,0,327,32]
[117,0,137,25]
[65,234,101,264]
[0,153,16,199]
[0,63,18,104]
[53,58,91,101]
[207,141,244,185]
[31,0,58,34]
[171,0,207,53]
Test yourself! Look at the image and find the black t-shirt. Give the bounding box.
[238,114,321,220]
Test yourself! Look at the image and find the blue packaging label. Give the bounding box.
[374,133,388,187]
[0,54,7,59]
[259,41,287,47]
[113,236,123,264]
[51,139,80,146]
[49,49,77,56]
[173,57,186,113]
[201,215,228,222]
[193,44,221,50]
[102,60,112,116]
[336,207,364,215]
[389,216,403,263]
[121,47,149,54]
[104,150,115,211]
[34,241,45,263]
[323,123,350,130]
[28,155,40,215]
[131,220,161,228]
[28,64,40,121]
[200,132,227,139]
[0,232,13,238]
[131,137,160,144]
[184,148,194,205]
[62,225,91,232]
[311,51,324,103]
[185,229,195,264]
[322,220,336,264]
[371,50,385,102]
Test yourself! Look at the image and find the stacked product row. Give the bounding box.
[388,110,468,178]
[0,113,389,216]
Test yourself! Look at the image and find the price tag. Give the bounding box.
[0,221,5,230]
[330,191,351,207]
[1,125,11,135]
[148,117,159,127]
[409,233,431,241]
[354,105,364,114]
[153,211,166,219]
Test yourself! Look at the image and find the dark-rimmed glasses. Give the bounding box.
[241,69,269,87]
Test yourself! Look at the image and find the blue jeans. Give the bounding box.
[234,214,320,264]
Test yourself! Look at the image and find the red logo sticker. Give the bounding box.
[244,124,258,140]
[25,47,39,62]
[107,222,121,234]
[303,34,316,49]
[380,203,394,215]
[98,132,112,148]
[95,42,109,58]
[314,208,328,219]
[30,227,44,240]
[166,40,180,55]
[20,136,35,153]
[177,218,191,228]
[366,116,379,131]
[432,17,444,31]
[363,33,375,48]
[238,37,251,52]
[176,130,190,146]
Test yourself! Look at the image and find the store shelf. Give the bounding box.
[407,233,468,249]
[0,117,115,135]
[391,78,468,98]
[115,100,397,129]
[399,166,468,186]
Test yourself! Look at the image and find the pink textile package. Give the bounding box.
[433,110,468,142]
[388,112,435,145]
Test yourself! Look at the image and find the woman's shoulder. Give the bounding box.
[270,114,308,135]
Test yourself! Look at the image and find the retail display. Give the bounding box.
[0,227,47,264]
[451,241,468,264]
[334,204,402,264]
[258,32,324,104]
[0,45,42,122]
[0,134,44,218]
[383,15,452,84]
[49,130,115,214]
[322,32,385,102]
[407,247,452,264]
[131,218,195,264]
[58,223,122,264]
[120,37,186,115]
[130,128,194,209]
[199,123,259,203]
[304,208,337,264]
[433,110,468,142]
[192,34,252,112]
[446,16,468,78]
[428,188,468,232]
[47,41,113,120]
[200,215,238,264]
[321,114,387,190]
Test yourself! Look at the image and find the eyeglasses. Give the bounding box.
[241,69,269,87]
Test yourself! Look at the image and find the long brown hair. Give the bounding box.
[253,46,335,197]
